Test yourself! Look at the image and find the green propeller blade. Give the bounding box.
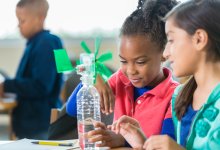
[76,59,81,65]
[54,38,113,82]
[81,41,91,54]
[53,49,75,73]
[95,38,101,58]
[96,62,113,82]
[97,52,112,63]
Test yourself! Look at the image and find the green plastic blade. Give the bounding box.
[99,64,112,78]
[97,52,112,63]
[96,62,112,81]
[76,59,81,65]
[94,38,101,58]
[81,41,91,54]
[53,49,74,73]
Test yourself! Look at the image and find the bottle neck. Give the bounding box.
[81,75,94,85]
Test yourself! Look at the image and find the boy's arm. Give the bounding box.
[66,82,83,117]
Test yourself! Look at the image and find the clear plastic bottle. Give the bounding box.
[76,53,101,150]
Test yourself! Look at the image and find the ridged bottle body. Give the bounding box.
[77,80,101,150]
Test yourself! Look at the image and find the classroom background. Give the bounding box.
[0,0,186,140]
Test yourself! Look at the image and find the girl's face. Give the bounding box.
[119,35,163,88]
[164,18,199,77]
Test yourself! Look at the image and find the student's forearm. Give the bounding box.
[4,78,54,98]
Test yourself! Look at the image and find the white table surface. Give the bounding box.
[0,141,12,145]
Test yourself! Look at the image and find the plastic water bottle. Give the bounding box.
[76,53,101,150]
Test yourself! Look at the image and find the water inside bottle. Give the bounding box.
[78,118,95,150]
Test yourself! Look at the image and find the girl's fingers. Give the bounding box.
[93,121,106,130]
[107,125,112,130]
[87,128,108,139]
[120,122,132,131]
[115,115,131,134]
[88,134,106,143]
[110,121,117,132]
[143,135,168,150]
[119,122,141,136]
[111,116,139,134]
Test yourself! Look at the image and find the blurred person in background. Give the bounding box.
[0,0,63,139]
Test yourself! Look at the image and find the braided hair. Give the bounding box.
[120,0,179,50]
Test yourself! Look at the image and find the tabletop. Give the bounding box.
[0,140,133,150]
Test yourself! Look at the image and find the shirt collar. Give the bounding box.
[119,67,179,98]
[27,29,49,45]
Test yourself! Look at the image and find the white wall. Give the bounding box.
[0,37,120,77]
[0,39,24,77]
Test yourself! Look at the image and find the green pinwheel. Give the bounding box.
[53,38,113,82]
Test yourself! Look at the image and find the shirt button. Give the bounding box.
[137,100,141,104]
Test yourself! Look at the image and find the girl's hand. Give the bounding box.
[117,122,146,149]
[95,74,115,115]
[110,116,146,149]
[87,121,125,148]
[143,135,185,150]
[111,115,140,134]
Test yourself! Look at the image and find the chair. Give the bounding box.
[60,72,81,104]
[0,70,17,140]
[48,104,78,140]
[0,100,17,140]
[50,108,61,124]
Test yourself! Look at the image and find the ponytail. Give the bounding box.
[175,76,197,120]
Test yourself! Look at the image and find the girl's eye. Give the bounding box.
[120,60,127,64]
[19,20,25,24]
[167,39,173,43]
[136,61,146,65]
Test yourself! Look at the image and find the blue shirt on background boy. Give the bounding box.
[0,0,63,139]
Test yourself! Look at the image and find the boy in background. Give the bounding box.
[0,0,63,139]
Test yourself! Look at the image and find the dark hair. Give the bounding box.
[17,0,49,17]
[164,0,220,120]
[120,0,178,50]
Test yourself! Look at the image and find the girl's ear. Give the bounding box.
[192,29,208,52]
